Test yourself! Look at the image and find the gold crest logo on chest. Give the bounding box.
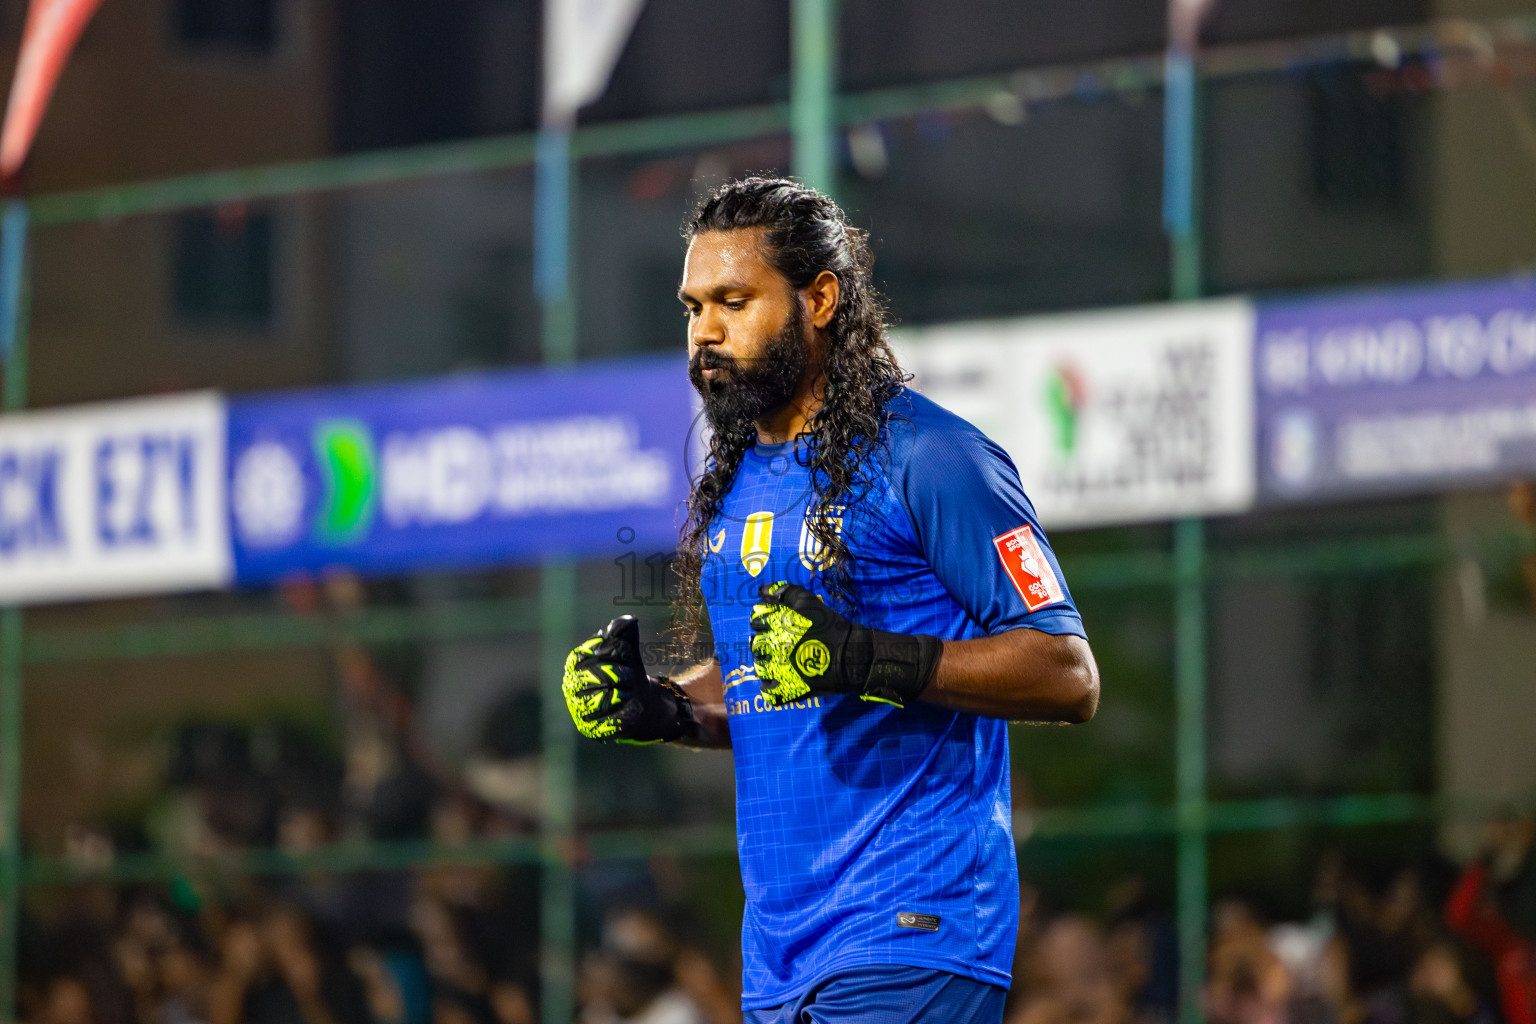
[799,505,845,571]
[740,512,775,576]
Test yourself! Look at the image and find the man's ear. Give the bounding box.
[804,270,840,330]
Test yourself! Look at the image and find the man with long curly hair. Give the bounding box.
[562,177,1100,1023]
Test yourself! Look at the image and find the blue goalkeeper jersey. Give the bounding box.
[702,388,1086,1009]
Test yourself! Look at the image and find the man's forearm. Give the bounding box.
[673,659,733,749]
[919,629,1098,722]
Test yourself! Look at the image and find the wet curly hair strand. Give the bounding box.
[671,177,909,659]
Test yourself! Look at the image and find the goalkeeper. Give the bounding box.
[563,178,1099,1024]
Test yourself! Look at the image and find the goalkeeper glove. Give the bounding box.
[750,581,942,708]
[563,616,697,744]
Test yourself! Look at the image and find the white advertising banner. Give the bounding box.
[895,299,1257,529]
[0,391,231,604]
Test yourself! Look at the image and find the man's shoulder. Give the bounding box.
[881,387,1012,479]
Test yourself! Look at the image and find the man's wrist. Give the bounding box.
[859,630,943,706]
[654,677,702,742]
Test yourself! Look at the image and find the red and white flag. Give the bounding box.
[0,0,105,179]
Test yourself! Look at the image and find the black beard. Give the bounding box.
[688,304,809,434]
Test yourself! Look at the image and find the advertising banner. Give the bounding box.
[895,298,1256,528]
[1255,277,1536,503]
[0,391,230,604]
[228,355,696,583]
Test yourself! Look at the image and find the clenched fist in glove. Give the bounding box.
[563,616,697,744]
[750,581,942,708]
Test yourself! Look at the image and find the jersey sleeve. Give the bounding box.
[886,405,1086,639]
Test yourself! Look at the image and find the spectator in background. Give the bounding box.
[1446,816,1536,1024]
[1206,900,1291,1024]
[24,914,134,1024]
[1508,482,1536,613]
[1007,914,1130,1024]
[28,977,98,1024]
[577,909,707,1024]
[1407,941,1498,1024]
[346,938,433,1024]
[207,901,370,1024]
[155,929,213,1024]
[1484,815,1536,943]
[1105,878,1178,1024]
[410,895,490,1012]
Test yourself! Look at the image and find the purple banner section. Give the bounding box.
[1255,276,1536,503]
[228,354,698,584]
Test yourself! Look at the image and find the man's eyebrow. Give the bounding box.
[678,281,755,302]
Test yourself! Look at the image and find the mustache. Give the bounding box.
[689,348,731,376]
[690,348,774,378]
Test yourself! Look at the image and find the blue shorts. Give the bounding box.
[743,964,1007,1024]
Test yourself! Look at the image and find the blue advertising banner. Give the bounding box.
[1255,276,1536,503]
[227,355,697,583]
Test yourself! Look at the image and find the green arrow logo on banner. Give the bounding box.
[312,419,376,544]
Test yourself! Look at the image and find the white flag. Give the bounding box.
[1168,0,1219,51]
[543,0,647,126]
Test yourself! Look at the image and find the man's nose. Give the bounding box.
[691,306,726,346]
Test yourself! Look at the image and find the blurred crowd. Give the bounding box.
[27,809,1536,1024]
[21,876,735,1024]
[22,706,739,1024]
[22,566,1536,1024]
[21,578,737,1024]
[1004,816,1536,1024]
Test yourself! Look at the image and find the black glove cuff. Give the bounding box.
[653,676,701,742]
[860,631,943,707]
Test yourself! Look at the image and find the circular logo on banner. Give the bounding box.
[795,639,831,679]
[1271,409,1318,491]
[232,442,306,546]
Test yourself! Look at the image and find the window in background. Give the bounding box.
[842,104,1168,326]
[1307,63,1412,213]
[1204,66,1431,296]
[174,0,277,52]
[171,207,275,333]
[333,170,539,381]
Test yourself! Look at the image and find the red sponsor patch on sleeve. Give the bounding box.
[993,524,1066,612]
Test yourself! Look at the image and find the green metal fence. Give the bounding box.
[3,7,1536,1024]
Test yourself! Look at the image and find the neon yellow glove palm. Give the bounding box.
[562,616,696,744]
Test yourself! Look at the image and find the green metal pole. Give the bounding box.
[1164,43,1207,1024]
[535,127,578,366]
[538,562,578,1024]
[1165,51,1202,303]
[791,0,838,194]
[535,124,579,1024]
[1173,518,1208,1024]
[0,200,31,1024]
